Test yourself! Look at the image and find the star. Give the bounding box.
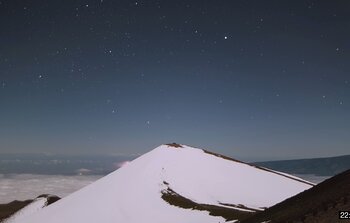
[224,36,228,40]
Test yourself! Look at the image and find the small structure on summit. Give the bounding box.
[165,143,183,148]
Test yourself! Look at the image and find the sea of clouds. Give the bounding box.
[0,174,103,203]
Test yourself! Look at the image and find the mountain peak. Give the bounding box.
[11,144,313,223]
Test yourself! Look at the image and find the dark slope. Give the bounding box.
[240,169,350,223]
[0,200,32,222]
[254,155,350,176]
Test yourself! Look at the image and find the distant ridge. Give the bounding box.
[254,154,350,176]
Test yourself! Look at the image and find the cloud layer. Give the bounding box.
[0,174,102,203]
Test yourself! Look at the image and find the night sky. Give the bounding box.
[0,0,349,160]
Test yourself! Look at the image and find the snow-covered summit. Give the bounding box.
[11,144,313,223]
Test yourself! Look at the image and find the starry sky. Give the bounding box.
[0,0,349,160]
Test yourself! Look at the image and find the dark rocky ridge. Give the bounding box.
[0,195,60,222]
[240,169,350,223]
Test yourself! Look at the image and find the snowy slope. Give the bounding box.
[12,144,313,223]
